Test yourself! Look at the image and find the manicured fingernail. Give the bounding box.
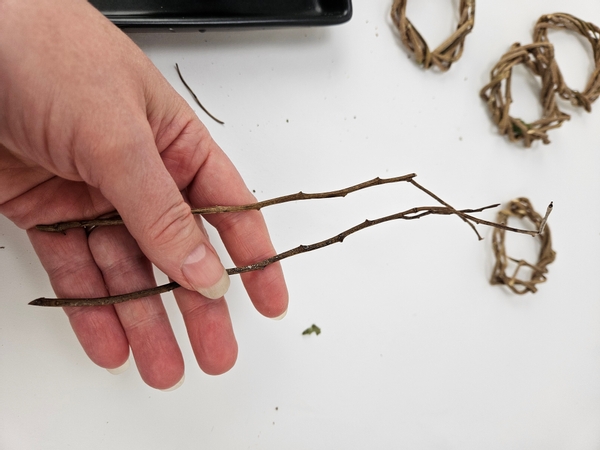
[161,374,185,392]
[271,309,288,321]
[107,358,130,375]
[182,244,230,299]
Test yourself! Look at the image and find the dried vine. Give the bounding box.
[491,198,556,294]
[533,13,600,112]
[30,174,551,307]
[36,174,418,233]
[390,0,475,71]
[480,42,570,147]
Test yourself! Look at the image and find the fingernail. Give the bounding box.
[182,244,230,299]
[161,374,185,392]
[107,358,130,375]
[271,309,288,321]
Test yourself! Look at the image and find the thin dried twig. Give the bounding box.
[491,198,556,294]
[175,63,224,125]
[480,42,570,147]
[30,175,551,307]
[35,175,418,233]
[390,0,475,71]
[533,13,600,112]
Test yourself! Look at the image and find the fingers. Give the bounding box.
[26,228,129,370]
[185,143,289,319]
[87,222,239,380]
[88,225,185,390]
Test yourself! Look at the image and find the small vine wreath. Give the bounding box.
[390,0,475,71]
[490,198,556,295]
[480,42,570,147]
[533,13,600,112]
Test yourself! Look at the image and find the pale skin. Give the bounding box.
[0,0,289,390]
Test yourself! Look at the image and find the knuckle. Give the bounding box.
[124,308,166,333]
[143,199,196,251]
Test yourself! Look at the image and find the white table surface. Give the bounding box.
[2,1,600,448]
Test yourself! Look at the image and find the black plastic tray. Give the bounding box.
[89,0,353,30]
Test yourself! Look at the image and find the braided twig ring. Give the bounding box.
[533,13,600,112]
[491,198,556,294]
[391,0,475,71]
[480,42,570,147]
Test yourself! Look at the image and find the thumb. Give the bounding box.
[86,135,230,300]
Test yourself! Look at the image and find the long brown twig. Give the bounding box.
[30,174,551,307]
[36,174,419,233]
[390,0,475,71]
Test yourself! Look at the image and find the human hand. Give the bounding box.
[0,0,288,390]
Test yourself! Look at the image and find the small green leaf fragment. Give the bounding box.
[302,324,321,336]
[512,118,531,137]
[512,123,523,137]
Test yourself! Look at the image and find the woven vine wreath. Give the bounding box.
[533,13,600,112]
[390,0,475,71]
[480,42,570,147]
[490,198,556,295]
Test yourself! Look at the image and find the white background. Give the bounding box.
[2,0,600,448]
